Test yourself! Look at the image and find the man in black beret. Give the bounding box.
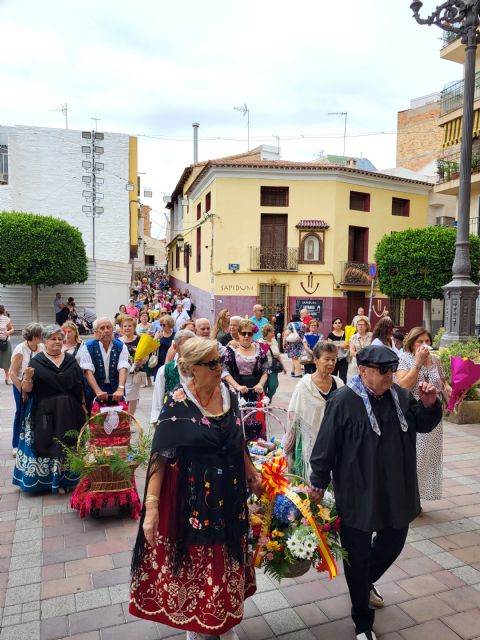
[309,345,442,640]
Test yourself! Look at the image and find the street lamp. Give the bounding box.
[411,0,480,344]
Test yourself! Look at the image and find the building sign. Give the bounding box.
[220,284,254,292]
[295,298,323,320]
[228,263,240,271]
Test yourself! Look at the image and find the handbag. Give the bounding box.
[0,335,8,352]
[286,323,300,344]
[132,371,147,385]
[299,351,313,365]
[271,355,284,373]
[148,353,158,368]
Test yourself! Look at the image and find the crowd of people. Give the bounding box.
[0,277,454,640]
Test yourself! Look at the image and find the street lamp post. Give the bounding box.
[411,0,480,344]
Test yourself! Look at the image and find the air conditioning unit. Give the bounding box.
[0,173,8,184]
[436,216,455,227]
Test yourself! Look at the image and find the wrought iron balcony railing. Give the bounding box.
[250,247,298,271]
[340,261,370,285]
[440,72,480,116]
[436,145,480,184]
[441,31,460,49]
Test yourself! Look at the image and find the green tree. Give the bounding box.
[374,226,480,331]
[0,212,88,321]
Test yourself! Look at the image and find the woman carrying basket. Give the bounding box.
[130,338,262,640]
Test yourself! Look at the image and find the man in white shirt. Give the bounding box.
[80,317,130,407]
[195,318,211,337]
[172,302,190,332]
[182,294,192,314]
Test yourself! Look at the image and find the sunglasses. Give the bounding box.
[368,363,398,374]
[240,331,254,337]
[195,357,224,370]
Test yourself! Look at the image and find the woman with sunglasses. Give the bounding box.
[130,337,261,640]
[396,327,451,506]
[223,319,269,441]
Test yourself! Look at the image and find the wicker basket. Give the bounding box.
[283,559,311,578]
[86,463,139,493]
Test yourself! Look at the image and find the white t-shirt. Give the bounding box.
[11,342,45,378]
[79,340,130,383]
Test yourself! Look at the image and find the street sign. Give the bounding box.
[228,263,240,271]
[369,263,377,279]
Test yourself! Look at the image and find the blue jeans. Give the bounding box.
[12,385,23,448]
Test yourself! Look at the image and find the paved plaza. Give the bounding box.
[2,368,480,639]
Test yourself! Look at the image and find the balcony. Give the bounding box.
[440,73,480,117]
[340,261,370,286]
[441,31,459,49]
[249,247,298,271]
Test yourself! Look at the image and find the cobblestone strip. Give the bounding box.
[0,492,43,640]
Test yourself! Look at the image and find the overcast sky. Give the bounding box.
[0,0,462,237]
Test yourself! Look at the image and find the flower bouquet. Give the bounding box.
[249,456,346,582]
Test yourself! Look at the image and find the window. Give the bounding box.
[389,298,406,326]
[196,203,201,220]
[171,249,174,271]
[0,145,8,183]
[299,232,325,264]
[175,244,180,269]
[349,191,370,212]
[205,192,211,212]
[196,227,201,272]
[260,186,289,207]
[392,197,410,217]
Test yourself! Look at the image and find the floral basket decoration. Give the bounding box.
[249,455,346,582]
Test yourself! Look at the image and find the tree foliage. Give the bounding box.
[374,227,480,301]
[0,212,88,286]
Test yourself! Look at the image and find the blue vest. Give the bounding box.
[86,339,124,390]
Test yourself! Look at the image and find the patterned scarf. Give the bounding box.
[347,374,408,436]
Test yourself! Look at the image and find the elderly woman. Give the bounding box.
[396,327,450,503]
[13,324,84,494]
[130,337,260,639]
[223,319,269,441]
[62,320,85,363]
[9,323,45,457]
[0,305,14,384]
[348,315,373,379]
[285,341,344,478]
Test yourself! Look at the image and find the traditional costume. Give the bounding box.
[130,383,256,635]
[13,352,83,493]
[80,338,129,407]
[310,346,442,639]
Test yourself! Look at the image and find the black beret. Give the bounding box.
[357,345,399,367]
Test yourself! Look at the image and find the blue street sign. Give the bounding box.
[369,263,377,279]
[228,263,240,271]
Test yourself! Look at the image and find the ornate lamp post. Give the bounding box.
[411,1,480,344]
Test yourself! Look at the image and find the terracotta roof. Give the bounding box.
[296,219,330,229]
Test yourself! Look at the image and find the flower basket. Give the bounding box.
[249,456,346,583]
[85,462,139,493]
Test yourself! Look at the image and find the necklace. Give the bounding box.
[193,380,218,408]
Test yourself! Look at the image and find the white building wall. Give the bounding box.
[0,125,134,325]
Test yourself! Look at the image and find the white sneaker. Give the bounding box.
[369,585,384,608]
[356,631,377,640]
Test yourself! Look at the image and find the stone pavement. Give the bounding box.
[2,366,480,639]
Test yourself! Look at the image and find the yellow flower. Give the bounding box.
[318,507,331,521]
[271,530,285,538]
[265,540,282,552]
[205,482,210,488]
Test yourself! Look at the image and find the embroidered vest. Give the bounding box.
[164,360,180,395]
[86,339,123,389]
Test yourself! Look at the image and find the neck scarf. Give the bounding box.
[347,374,408,436]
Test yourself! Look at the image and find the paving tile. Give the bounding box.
[452,545,480,564]
[432,569,467,589]
[65,555,113,578]
[41,594,76,619]
[293,603,328,627]
[398,574,448,597]
[396,556,444,577]
[0,621,41,639]
[108,583,130,605]
[11,539,42,556]
[23,601,41,613]
[22,610,40,623]
[64,530,106,549]
[43,535,64,552]
[75,587,111,612]
[310,616,354,639]
[64,633,100,640]
[399,618,466,639]
[280,580,331,606]
[43,546,87,566]
[276,631,316,640]
[3,604,21,616]
[437,585,480,611]
[42,575,91,599]
[429,551,465,570]
[410,540,446,556]
[317,593,351,620]
[372,605,415,635]
[243,597,260,619]
[9,552,42,570]
[239,615,274,640]
[69,604,125,634]
[264,608,305,635]
[111,551,131,569]
[13,527,42,543]
[100,619,160,640]
[254,573,276,593]
[7,566,41,588]
[2,613,21,626]
[451,565,480,585]
[399,595,456,623]
[40,614,68,640]
[86,539,129,558]
[41,564,65,582]
[4,581,41,606]
[252,590,289,613]
[442,608,480,639]
[91,566,130,588]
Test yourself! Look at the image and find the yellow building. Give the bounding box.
[167,147,430,333]
[436,32,480,236]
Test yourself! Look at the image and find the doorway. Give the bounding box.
[347,292,365,325]
[348,226,369,263]
[259,284,286,323]
[260,214,288,269]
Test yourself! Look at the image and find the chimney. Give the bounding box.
[192,122,199,163]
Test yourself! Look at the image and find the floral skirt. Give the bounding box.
[129,465,256,634]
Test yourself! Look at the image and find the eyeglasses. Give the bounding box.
[368,363,398,374]
[195,357,224,370]
[240,331,254,337]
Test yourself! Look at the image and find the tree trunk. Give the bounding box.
[31,284,39,322]
[424,299,432,333]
